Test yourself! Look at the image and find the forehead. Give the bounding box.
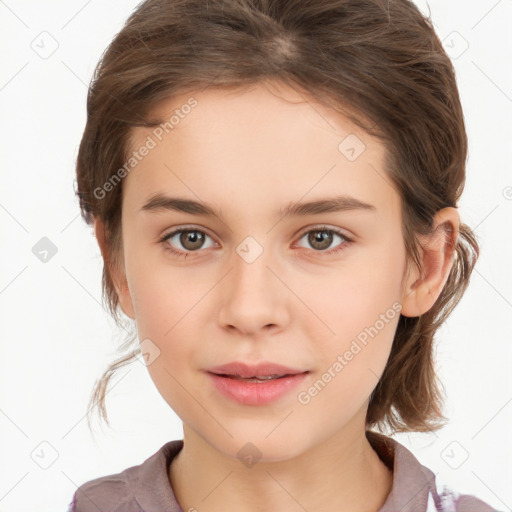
[124,82,399,221]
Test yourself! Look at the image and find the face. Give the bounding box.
[112,81,417,462]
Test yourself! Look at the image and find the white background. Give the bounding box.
[1,1,511,510]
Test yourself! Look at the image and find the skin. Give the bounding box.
[94,80,459,512]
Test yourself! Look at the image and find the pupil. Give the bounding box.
[181,230,204,250]
[309,230,332,250]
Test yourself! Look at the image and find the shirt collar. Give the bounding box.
[130,431,436,512]
[366,430,435,512]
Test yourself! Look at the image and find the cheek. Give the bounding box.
[299,242,405,336]
[296,292,400,424]
[144,348,198,429]
[125,245,204,339]
[132,272,202,419]
[125,253,206,383]
[296,244,404,389]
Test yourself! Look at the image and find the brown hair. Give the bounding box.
[75,0,479,434]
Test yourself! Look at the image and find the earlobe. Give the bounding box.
[400,207,460,318]
[93,217,136,320]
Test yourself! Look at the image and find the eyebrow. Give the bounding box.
[140,193,376,220]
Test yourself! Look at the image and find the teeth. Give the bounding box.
[231,374,284,381]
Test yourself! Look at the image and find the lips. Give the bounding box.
[207,369,310,405]
[206,361,308,379]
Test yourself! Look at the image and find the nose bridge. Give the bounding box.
[217,233,287,334]
[230,234,275,298]
[235,234,267,267]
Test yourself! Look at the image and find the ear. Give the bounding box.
[400,207,460,318]
[93,217,136,320]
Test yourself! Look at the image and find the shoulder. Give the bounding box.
[428,477,501,512]
[67,440,184,512]
[366,431,501,512]
[68,473,135,512]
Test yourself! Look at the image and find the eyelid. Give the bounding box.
[160,224,217,241]
[294,223,354,241]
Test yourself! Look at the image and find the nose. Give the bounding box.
[216,239,290,337]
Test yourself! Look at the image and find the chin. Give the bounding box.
[202,427,315,465]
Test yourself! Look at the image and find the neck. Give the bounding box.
[168,420,393,512]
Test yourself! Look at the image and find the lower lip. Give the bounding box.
[206,372,309,405]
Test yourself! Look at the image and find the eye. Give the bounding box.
[159,228,216,258]
[158,225,353,259]
[295,226,352,256]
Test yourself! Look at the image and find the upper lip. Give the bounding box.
[206,361,308,378]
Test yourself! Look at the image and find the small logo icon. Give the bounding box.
[237,442,263,468]
[440,440,469,469]
[236,236,264,264]
[30,441,59,469]
[32,237,58,263]
[31,31,59,59]
[138,338,161,366]
[338,134,366,161]
[442,31,469,60]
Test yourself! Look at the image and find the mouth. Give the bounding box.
[208,372,306,382]
[206,369,310,405]
[206,361,309,380]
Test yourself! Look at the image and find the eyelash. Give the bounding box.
[158,225,353,259]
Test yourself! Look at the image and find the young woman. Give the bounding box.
[68,0,498,510]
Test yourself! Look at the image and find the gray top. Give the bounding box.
[67,431,500,512]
